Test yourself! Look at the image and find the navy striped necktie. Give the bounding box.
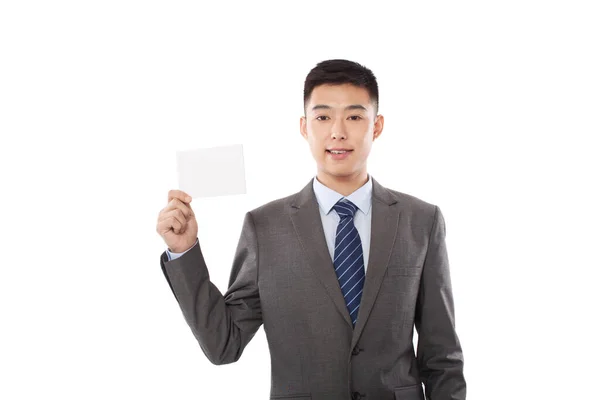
[332,199,365,327]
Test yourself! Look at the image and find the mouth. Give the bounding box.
[326,149,353,154]
[326,149,353,160]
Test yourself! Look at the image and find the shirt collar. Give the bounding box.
[312,174,373,216]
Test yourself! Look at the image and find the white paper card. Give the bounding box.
[176,144,247,198]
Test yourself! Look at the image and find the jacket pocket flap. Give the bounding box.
[387,266,421,276]
[394,384,424,400]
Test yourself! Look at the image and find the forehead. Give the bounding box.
[307,83,373,111]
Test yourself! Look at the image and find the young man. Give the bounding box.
[156,59,466,399]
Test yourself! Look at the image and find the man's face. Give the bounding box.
[300,83,384,180]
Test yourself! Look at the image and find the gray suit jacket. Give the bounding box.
[160,177,466,400]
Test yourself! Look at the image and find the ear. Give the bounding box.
[300,116,308,140]
[373,114,384,140]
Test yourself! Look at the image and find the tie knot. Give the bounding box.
[333,199,359,218]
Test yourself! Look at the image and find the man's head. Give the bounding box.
[300,59,384,183]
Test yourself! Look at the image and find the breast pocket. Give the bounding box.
[386,266,422,277]
[381,266,421,314]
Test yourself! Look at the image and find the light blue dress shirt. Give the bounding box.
[166,175,373,269]
[311,174,372,271]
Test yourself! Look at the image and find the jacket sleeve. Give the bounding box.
[415,206,467,399]
[159,211,262,365]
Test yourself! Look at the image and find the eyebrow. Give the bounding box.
[311,104,368,112]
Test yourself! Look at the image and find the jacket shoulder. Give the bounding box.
[381,186,441,228]
[245,191,297,222]
[388,188,436,211]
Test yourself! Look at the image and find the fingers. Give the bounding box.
[166,208,187,228]
[156,214,185,235]
[168,190,192,204]
[157,190,194,236]
[157,209,188,234]
[163,198,194,218]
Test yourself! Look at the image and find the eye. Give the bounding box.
[348,115,362,121]
[316,116,330,121]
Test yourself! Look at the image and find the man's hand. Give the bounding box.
[156,190,198,253]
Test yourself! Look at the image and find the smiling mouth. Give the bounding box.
[326,150,353,154]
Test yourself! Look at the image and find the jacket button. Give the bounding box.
[352,347,362,355]
[351,392,364,400]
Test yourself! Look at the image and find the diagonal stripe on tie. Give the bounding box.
[332,199,365,327]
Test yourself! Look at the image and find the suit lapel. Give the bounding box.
[288,176,400,340]
[351,178,400,350]
[289,179,354,328]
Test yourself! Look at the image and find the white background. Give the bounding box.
[1,1,599,399]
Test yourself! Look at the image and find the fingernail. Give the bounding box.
[186,196,192,202]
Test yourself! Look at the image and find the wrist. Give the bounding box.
[168,240,196,254]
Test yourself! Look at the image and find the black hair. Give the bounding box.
[303,59,379,115]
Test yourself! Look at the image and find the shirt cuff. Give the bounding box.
[166,238,198,261]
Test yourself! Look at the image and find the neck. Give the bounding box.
[316,170,369,196]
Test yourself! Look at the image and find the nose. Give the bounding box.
[330,118,347,140]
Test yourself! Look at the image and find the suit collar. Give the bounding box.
[312,174,373,216]
[292,175,397,210]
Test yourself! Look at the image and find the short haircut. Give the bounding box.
[303,59,379,115]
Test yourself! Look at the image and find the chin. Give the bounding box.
[322,167,356,178]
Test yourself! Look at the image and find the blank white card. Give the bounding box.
[176,144,247,199]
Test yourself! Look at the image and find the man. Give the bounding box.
[156,59,466,399]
